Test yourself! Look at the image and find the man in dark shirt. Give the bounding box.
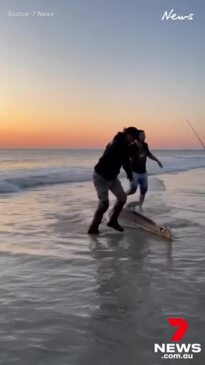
[128,130,163,209]
[88,127,139,234]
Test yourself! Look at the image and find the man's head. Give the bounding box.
[123,127,139,143]
[138,130,145,142]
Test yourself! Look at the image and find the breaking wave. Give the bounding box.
[0,153,205,195]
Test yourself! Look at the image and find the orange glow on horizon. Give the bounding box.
[1,70,204,149]
[0,117,203,149]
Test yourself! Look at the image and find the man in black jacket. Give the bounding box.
[88,127,139,234]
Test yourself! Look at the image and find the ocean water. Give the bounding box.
[0,149,205,365]
[0,149,205,194]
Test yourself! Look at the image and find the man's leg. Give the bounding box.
[107,178,127,232]
[139,193,146,209]
[138,173,148,209]
[126,172,138,207]
[88,172,109,234]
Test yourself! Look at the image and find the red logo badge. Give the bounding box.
[168,318,188,342]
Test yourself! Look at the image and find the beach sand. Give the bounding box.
[0,168,204,364]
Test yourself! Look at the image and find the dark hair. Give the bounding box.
[123,126,139,138]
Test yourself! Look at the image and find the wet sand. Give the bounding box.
[0,168,204,364]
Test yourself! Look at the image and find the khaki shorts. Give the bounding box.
[93,171,126,203]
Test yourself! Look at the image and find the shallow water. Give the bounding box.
[0,149,205,194]
[0,168,204,364]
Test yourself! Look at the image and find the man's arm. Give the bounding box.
[123,155,133,181]
[147,146,163,168]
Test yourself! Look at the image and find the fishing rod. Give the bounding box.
[186,120,205,149]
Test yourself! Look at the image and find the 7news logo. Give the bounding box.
[154,318,202,360]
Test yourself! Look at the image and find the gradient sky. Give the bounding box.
[1,0,205,148]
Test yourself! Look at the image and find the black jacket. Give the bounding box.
[95,132,133,180]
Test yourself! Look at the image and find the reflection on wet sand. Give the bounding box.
[81,232,172,365]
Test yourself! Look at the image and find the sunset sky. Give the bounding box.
[1,0,205,148]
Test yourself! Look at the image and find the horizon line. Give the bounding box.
[0,147,204,151]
